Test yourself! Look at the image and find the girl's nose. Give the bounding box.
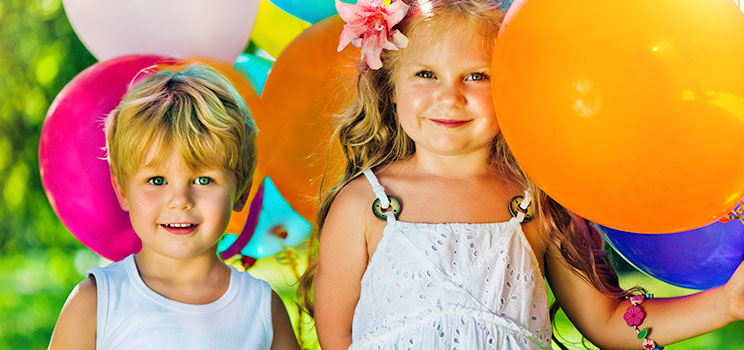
[436,81,466,109]
[167,186,194,210]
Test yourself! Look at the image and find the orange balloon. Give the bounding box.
[169,58,268,233]
[492,0,744,233]
[261,16,359,221]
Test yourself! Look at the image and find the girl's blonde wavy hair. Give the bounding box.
[105,64,258,198]
[299,1,641,345]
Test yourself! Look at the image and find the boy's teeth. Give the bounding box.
[165,223,194,228]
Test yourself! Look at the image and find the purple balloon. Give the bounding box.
[39,55,166,261]
[600,221,744,290]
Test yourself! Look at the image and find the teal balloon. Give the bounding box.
[218,233,239,253]
[269,0,514,24]
[234,52,273,95]
[268,0,349,23]
[218,177,312,259]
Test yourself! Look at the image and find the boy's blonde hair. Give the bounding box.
[105,64,257,197]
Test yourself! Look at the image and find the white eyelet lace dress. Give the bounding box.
[349,170,552,350]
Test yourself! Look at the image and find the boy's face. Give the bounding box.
[112,144,244,260]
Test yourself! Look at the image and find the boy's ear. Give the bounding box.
[233,180,252,212]
[110,176,130,211]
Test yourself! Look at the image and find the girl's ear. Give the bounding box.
[233,180,252,212]
[110,176,129,211]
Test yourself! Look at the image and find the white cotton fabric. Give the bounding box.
[88,255,273,350]
[350,170,552,350]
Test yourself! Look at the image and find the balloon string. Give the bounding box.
[726,199,744,220]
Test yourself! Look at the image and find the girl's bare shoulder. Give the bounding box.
[332,174,378,212]
[324,173,382,238]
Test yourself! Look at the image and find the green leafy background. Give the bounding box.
[1,0,742,349]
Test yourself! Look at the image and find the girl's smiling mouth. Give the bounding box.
[428,118,472,128]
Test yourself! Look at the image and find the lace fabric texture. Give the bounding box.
[350,170,551,350]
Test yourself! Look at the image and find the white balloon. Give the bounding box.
[63,0,259,62]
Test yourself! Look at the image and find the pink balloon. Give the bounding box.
[62,0,259,62]
[40,55,166,261]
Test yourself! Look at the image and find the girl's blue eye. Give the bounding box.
[195,177,212,185]
[416,70,435,79]
[148,177,165,186]
[466,72,489,81]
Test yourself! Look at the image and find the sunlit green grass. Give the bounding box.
[550,272,744,349]
[246,244,744,350]
[4,244,743,349]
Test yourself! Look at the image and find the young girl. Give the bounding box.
[302,0,744,349]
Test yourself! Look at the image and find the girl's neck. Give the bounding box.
[407,149,493,180]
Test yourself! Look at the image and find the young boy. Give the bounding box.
[49,65,300,350]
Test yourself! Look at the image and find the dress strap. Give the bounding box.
[363,169,389,207]
[515,189,533,223]
[362,169,399,224]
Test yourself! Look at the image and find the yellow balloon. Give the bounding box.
[250,0,311,58]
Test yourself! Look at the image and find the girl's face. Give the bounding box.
[113,143,240,261]
[394,23,498,159]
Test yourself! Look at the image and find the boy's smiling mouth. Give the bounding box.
[160,223,198,235]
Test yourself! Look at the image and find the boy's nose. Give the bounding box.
[167,187,194,210]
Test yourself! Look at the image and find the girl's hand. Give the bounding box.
[723,261,744,321]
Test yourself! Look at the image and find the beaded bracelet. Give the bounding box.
[623,293,663,350]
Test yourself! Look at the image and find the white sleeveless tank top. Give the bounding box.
[350,170,552,349]
[88,255,273,349]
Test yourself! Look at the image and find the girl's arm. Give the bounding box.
[314,179,373,350]
[48,276,97,350]
[546,242,744,349]
[270,291,300,350]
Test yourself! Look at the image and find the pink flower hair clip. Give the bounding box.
[335,0,410,70]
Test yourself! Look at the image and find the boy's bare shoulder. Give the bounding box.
[49,276,97,349]
[64,276,98,318]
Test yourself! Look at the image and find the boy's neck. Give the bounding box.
[132,249,232,305]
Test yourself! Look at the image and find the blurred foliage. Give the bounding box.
[0,0,97,348]
[0,0,742,349]
[0,0,95,253]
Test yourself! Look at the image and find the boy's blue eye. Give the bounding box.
[416,70,435,79]
[148,177,165,186]
[195,177,212,185]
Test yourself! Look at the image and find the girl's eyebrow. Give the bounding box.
[404,57,491,70]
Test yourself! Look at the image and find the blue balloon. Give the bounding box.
[218,177,312,259]
[234,52,273,95]
[600,221,744,290]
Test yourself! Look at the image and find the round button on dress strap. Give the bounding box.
[509,194,535,223]
[372,195,402,221]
